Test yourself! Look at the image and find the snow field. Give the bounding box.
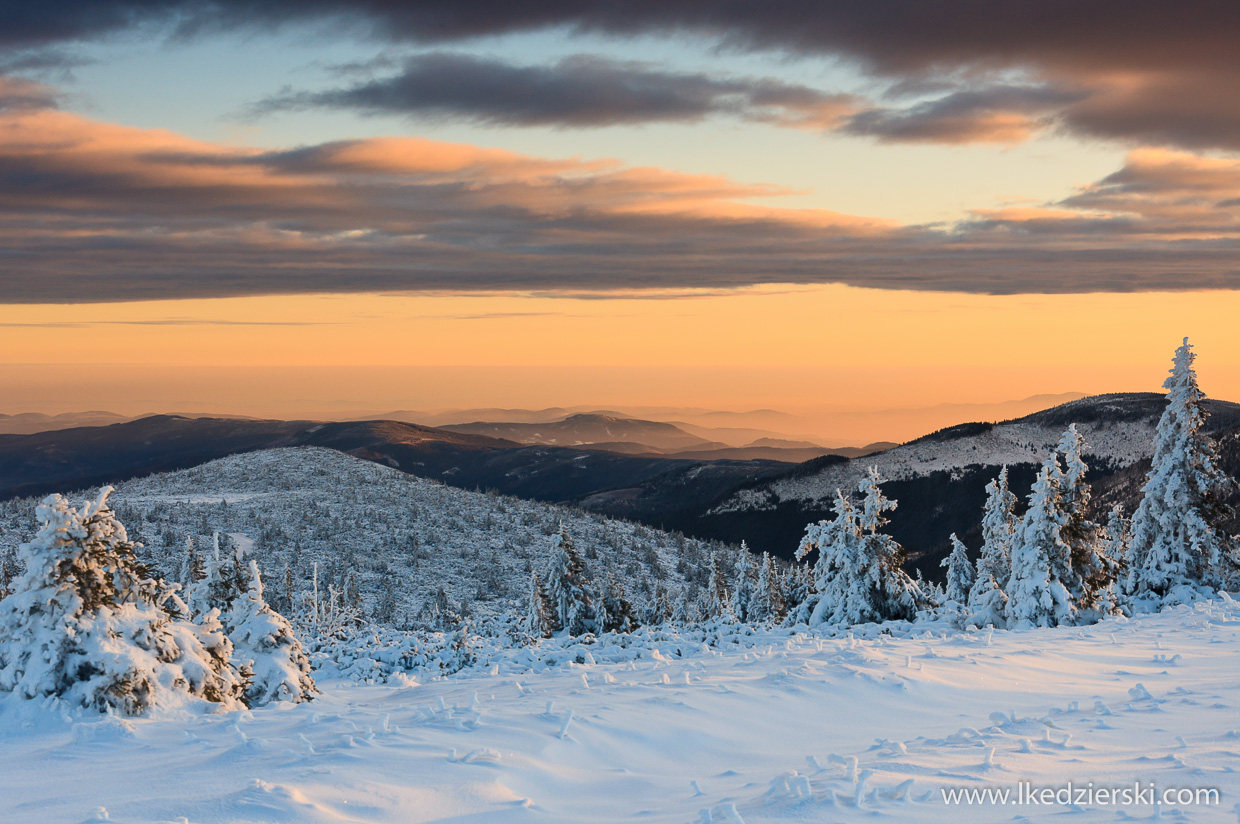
[2,596,1237,823]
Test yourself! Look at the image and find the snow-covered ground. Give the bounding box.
[2,597,1236,823]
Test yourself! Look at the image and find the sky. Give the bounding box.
[4,2,1240,441]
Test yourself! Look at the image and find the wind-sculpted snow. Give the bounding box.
[0,447,731,626]
[713,420,1156,515]
[1,596,1236,822]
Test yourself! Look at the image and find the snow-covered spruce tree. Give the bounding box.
[542,525,603,636]
[789,491,854,625]
[226,560,317,705]
[644,581,673,626]
[525,571,556,638]
[782,561,813,617]
[793,469,925,627]
[671,586,697,626]
[1090,505,1128,618]
[1126,338,1238,606]
[0,547,17,600]
[1055,425,1119,619]
[600,572,637,633]
[966,468,1017,628]
[749,551,786,624]
[186,541,314,705]
[940,534,974,606]
[701,552,736,622]
[187,533,246,619]
[0,489,245,714]
[729,542,757,622]
[1007,460,1076,628]
[851,468,926,622]
[178,536,204,593]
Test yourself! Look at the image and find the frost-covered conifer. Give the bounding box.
[187,533,247,620]
[966,468,1017,627]
[793,469,925,627]
[853,468,925,622]
[600,572,637,633]
[781,561,812,619]
[525,571,555,638]
[702,552,735,622]
[1007,461,1076,628]
[542,525,602,636]
[179,536,204,592]
[1126,338,1237,605]
[1055,425,1116,613]
[941,534,974,606]
[790,491,855,625]
[1088,505,1128,619]
[226,560,316,705]
[0,548,17,600]
[644,581,673,626]
[671,586,696,625]
[0,489,245,714]
[749,551,786,624]
[729,542,757,622]
[344,572,362,611]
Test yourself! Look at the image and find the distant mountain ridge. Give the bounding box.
[4,392,1233,588]
[683,392,1240,576]
[444,413,717,451]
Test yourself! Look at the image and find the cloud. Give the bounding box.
[841,85,1082,145]
[0,75,59,111]
[3,92,1240,301]
[8,3,1240,151]
[250,52,857,130]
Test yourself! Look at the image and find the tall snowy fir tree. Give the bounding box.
[1007,460,1076,628]
[702,553,734,622]
[749,551,786,624]
[941,534,974,606]
[966,467,1017,627]
[1054,425,1117,618]
[0,548,17,600]
[644,581,673,626]
[525,571,555,638]
[1091,505,1128,618]
[793,470,924,627]
[600,572,637,633]
[1126,338,1237,605]
[852,468,926,623]
[0,490,245,714]
[792,490,858,626]
[728,542,757,622]
[542,525,602,636]
[179,535,204,593]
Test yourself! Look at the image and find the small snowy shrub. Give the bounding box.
[225,561,317,705]
[0,489,245,715]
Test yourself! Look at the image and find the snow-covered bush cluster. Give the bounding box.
[0,490,314,715]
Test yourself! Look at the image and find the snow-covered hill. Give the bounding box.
[0,447,735,627]
[1,595,1236,822]
[713,393,1240,518]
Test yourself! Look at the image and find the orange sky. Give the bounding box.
[4,285,1239,442]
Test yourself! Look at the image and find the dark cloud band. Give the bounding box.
[251,52,855,129]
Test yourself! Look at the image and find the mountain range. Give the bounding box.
[3,391,1235,581]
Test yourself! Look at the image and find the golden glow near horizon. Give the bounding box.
[5,284,1240,443]
[5,285,1240,369]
